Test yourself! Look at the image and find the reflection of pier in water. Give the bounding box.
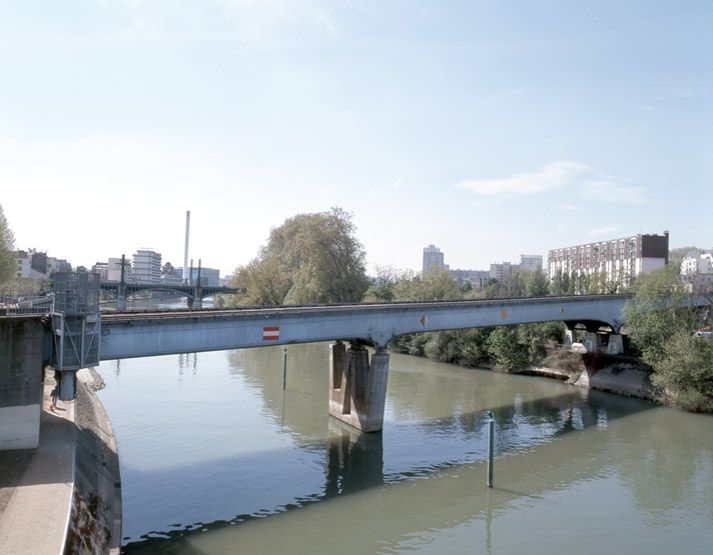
[123,345,713,554]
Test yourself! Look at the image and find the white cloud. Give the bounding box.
[579,180,646,204]
[588,225,620,237]
[456,161,588,198]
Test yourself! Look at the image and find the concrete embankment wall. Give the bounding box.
[65,369,122,554]
[0,316,45,450]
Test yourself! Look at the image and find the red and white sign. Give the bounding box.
[262,326,280,340]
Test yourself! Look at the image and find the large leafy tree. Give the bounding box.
[0,204,16,286]
[231,207,369,305]
[623,266,694,365]
[623,267,713,411]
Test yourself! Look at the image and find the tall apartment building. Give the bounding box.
[422,245,448,273]
[548,232,669,287]
[132,249,162,284]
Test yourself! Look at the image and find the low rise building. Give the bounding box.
[421,246,541,288]
[681,251,713,292]
[15,250,71,280]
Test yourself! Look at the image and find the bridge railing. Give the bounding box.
[0,291,55,315]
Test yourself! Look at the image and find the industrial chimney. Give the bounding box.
[182,210,191,284]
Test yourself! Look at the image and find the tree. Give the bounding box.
[623,267,713,412]
[0,204,16,286]
[623,266,694,366]
[231,208,369,305]
[550,268,574,295]
[362,266,399,302]
[506,269,528,298]
[391,269,461,302]
[651,332,713,412]
[486,326,529,370]
[526,269,550,297]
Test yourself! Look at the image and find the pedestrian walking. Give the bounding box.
[51,369,61,409]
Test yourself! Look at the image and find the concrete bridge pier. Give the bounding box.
[186,296,203,309]
[0,317,45,450]
[58,370,77,401]
[564,328,574,348]
[606,334,624,355]
[329,342,390,433]
[583,332,601,353]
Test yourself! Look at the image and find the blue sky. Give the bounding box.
[1,1,711,275]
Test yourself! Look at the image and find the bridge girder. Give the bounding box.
[98,295,630,360]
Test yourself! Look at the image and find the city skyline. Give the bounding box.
[1,1,711,274]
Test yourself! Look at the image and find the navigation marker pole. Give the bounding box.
[487,410,495,488]
[282,347,288,390]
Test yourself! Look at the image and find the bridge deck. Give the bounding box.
[99,294,630,360]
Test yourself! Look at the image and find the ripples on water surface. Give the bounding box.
[96,343,713,554]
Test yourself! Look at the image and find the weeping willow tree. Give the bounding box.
[230,207,369,306]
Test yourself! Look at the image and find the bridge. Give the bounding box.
[99,281,238,310]
[98,295,629,432]
[1,275,633,450]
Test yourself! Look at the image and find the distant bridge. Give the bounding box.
[99,281,238,309]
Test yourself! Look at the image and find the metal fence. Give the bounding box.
[50,272,101,371]
[52,271,100,315]
[0,291,55,315]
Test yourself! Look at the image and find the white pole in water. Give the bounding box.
[487,410,495,488]
[282,347,288,390]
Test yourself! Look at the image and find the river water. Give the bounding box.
[95,340,713,554]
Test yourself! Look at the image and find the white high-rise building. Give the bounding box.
[132,249,162,284]
[422,245,448,274]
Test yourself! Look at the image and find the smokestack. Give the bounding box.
[182,211,191,284]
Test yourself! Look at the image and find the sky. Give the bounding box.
[1,0,711,276]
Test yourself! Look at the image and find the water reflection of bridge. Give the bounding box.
[125,345,713,554]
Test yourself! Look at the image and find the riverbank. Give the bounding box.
[67,368,122,554]
[0,369,75,554]
[520,356,656,401]
[0,368,122,554]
